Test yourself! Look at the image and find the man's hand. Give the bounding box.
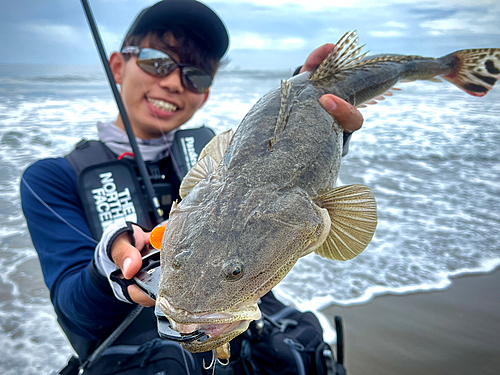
[110,225,155,306]
[300,44,363,133]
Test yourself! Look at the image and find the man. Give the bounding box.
[21,1,362,374]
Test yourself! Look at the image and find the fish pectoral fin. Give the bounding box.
[179,154,217,198]
[179,128,235,199]
[198,128,236,162]
[313,184,377,261]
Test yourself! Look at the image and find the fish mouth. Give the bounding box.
[180,320,252,353]
[157,296,261,352]
[171,319,248,341]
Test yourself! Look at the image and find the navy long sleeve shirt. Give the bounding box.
[21,158,136,345]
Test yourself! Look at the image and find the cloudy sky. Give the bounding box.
[1,0,499,70]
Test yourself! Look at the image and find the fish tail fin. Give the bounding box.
[313,184,377,261]
[440,48,500,97]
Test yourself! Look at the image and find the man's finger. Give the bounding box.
[319,94,363,132]
[128,285,155,306]
[132,226,151,250]
[118,249,143,279]
[111,233,144,279]
[299,44,335,73]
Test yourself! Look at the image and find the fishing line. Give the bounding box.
[22,1,173,239]
[134,47,204,191]
[81,0,163,223]
[21,177,99,244]
[180,345,192,375]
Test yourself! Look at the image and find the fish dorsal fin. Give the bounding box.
[179,128,235,198]
[310,31,368,82]
[269,80,293,149]
[313,184,377,261]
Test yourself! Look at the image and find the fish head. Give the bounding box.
[156,182,330,352]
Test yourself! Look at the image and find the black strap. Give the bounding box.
[169,126,216,180]
[66,139,118,176]
[109,270,136,304]
[58,355,81,375]
[78,306,145,374]
[105,222,136,259]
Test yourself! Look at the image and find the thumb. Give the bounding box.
[120,250,143,280]
[111,232,144,279]
[319,94,363,132]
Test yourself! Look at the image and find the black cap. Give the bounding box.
[122,0,229,59]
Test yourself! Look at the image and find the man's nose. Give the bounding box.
[158,67,184,93]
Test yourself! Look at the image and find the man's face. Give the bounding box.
[113,35,209,140]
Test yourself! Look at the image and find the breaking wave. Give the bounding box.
[1,65,499,374]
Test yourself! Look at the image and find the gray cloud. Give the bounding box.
[1,0,498,69]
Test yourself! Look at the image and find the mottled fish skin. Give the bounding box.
[159,75,343,354]
[156,31,499,353]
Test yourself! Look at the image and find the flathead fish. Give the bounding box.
[155,31,500,353]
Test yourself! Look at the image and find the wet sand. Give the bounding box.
[321,269,500,375]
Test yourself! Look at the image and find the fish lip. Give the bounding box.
[171,319,248,339]
[180,320,253,352]
[157,296,261,325]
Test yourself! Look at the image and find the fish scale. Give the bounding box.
[152,31,500,353]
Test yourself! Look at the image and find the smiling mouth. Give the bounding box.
[148,97,178,112]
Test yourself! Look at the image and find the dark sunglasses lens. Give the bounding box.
[136,48,212,93]
[137,49,176,77]
[181,67,212,93]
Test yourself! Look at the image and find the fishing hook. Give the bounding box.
[217,357,230,366]
[202,350,216,370]
[202,346,231,372]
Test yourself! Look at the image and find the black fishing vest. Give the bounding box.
[66,126,215,240]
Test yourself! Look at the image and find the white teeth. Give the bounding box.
[148,98,178,112]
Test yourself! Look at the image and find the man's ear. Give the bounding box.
[109,52,126,85]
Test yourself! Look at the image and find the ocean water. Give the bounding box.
[1,63,499,374]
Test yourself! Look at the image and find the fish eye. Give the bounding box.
[232,266,242,277]
[223,261,244,281]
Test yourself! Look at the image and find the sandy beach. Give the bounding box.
[321,268,500,375]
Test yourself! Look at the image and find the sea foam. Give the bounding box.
[1,66,499,373]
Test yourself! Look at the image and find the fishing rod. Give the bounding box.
[80,0,164,223]
[79,0,209,346]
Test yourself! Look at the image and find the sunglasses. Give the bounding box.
[121,46,213,94]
